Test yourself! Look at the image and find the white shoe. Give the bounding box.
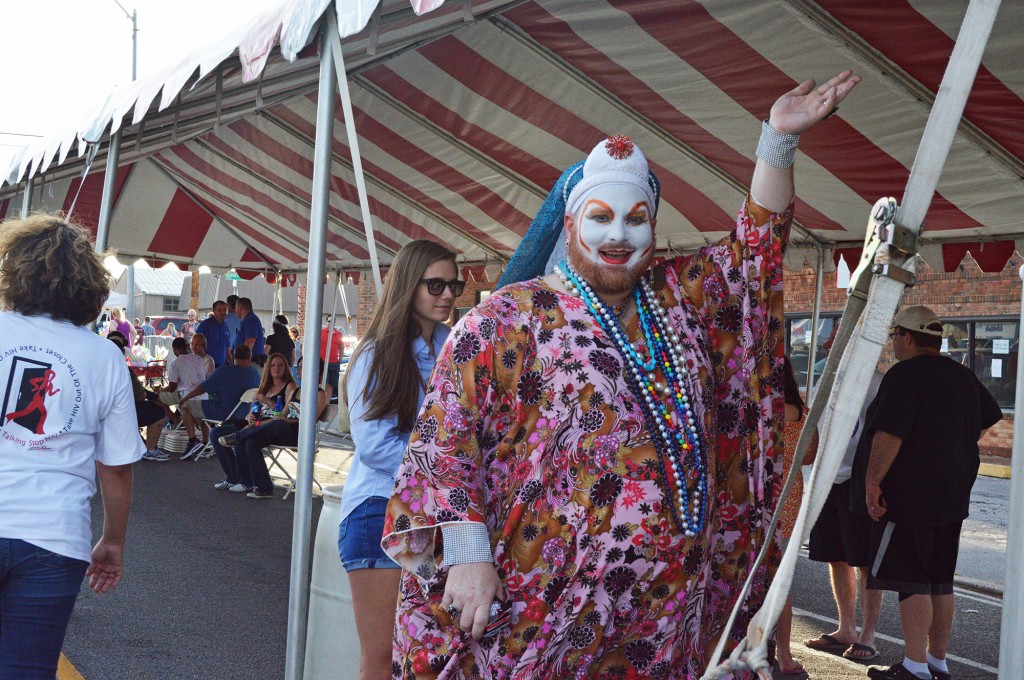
[228,483,249,493]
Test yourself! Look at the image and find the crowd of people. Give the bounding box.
[0,64,1006,680]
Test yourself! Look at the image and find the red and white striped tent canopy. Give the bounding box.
[2,0,1022,280]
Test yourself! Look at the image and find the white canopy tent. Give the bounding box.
[3,1,1023,677]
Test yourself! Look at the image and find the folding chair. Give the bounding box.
[263,403,338,500]
[196,387,259,461]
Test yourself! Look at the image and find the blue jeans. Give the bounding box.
[0,538,89,679]
[235,419,299,494]
[338,498,400,571]
[211,423,253,486]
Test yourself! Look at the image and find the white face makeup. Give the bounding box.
[572,184,653,270]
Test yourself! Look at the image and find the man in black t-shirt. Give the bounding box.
[853,306,1002,680]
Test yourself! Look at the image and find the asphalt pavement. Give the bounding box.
[63,437,353,679]
[61,446,1012,679]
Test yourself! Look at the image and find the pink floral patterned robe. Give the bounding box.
[382,196,791,679]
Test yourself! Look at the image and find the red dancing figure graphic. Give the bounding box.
[4,369,60,435]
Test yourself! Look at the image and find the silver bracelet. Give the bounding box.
[755,120,800,168]
[441,522,493,565]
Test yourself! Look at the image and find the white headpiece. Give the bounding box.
[564,135,659,218]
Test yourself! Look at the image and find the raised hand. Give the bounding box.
[769,70,860,135]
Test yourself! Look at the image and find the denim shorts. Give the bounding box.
[338,497,400,572]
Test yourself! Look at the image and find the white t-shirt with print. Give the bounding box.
[167,352,210,398]
[0,312,145,562]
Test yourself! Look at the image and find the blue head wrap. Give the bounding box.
[497,136,661,289]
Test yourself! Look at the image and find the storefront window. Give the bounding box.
[785,316,838,389]
[971,320,1018,409]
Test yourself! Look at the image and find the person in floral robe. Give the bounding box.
[382,72,859,679]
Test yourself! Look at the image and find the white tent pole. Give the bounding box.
[284,20,336,680]
[95,131,122,253]
[326,9,383,299]
[322,270,340,393]
[272,276,282,317]
[998,265,1024,679]
[338,275,351,328]
[20,177,32,218]
[805,246,825,401]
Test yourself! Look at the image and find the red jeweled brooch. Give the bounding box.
[604,134,634,160]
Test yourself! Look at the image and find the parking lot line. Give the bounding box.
[58,653,84,680]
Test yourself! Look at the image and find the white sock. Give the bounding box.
[902,657,931,679]
[927,651,949,672]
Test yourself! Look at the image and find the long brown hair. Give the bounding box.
[344,239,457,431]
[258,353,296,396]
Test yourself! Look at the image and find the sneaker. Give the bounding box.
[180,439,203,460]
[867,663,930,680]
[928,665,951,680]
[228,483,250,493]
[214,481,233,490]
[218,433,237,447]
[247,490,274,499]
[143,449,170,462]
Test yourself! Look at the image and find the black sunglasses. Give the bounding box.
[888,329,907,339]
[420,278,465,296]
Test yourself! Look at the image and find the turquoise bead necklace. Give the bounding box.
[557,260,708,537]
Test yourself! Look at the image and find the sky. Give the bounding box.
[0,0,282,169]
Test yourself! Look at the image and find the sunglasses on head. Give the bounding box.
[420,278,465,296]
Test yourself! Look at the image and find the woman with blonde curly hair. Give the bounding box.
[0,214,144,677]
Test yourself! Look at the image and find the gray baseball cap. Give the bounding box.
[892,305,943,337]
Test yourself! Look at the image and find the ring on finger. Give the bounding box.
[447,605,460,619]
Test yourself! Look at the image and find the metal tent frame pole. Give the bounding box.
[322,271,340,393]
[20,178,32,218]
[95,131,122,254]
[805,246,826,402]
[328,9,384,299]
[284,20,337,680]
[998,265,1024,679]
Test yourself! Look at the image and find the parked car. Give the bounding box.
[149,316,190,336]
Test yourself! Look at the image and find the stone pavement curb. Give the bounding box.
[954,574,1003,598]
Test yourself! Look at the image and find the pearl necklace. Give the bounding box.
[556,260,708,537]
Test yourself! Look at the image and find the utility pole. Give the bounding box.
[113,1,138,322]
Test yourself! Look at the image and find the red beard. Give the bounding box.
[566,232,651,296]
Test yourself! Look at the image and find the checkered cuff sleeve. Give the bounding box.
[755,120,800,168]
[441,523,493,566]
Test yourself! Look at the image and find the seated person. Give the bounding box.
[179,344,261,428]
[210,353,296,493]
[159,337,215,459]
[108,334,167,461]
[232,357,328,499]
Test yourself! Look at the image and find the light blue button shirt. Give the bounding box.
[339,325,451,523]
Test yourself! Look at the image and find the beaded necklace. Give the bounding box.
[556,260,708,537]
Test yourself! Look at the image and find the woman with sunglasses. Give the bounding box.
[340,239,460,678]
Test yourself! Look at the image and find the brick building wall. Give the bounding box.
[785,253,1021,460]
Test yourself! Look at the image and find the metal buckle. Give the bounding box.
[848,197,918,299]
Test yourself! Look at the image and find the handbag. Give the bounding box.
[157,425,190,454]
